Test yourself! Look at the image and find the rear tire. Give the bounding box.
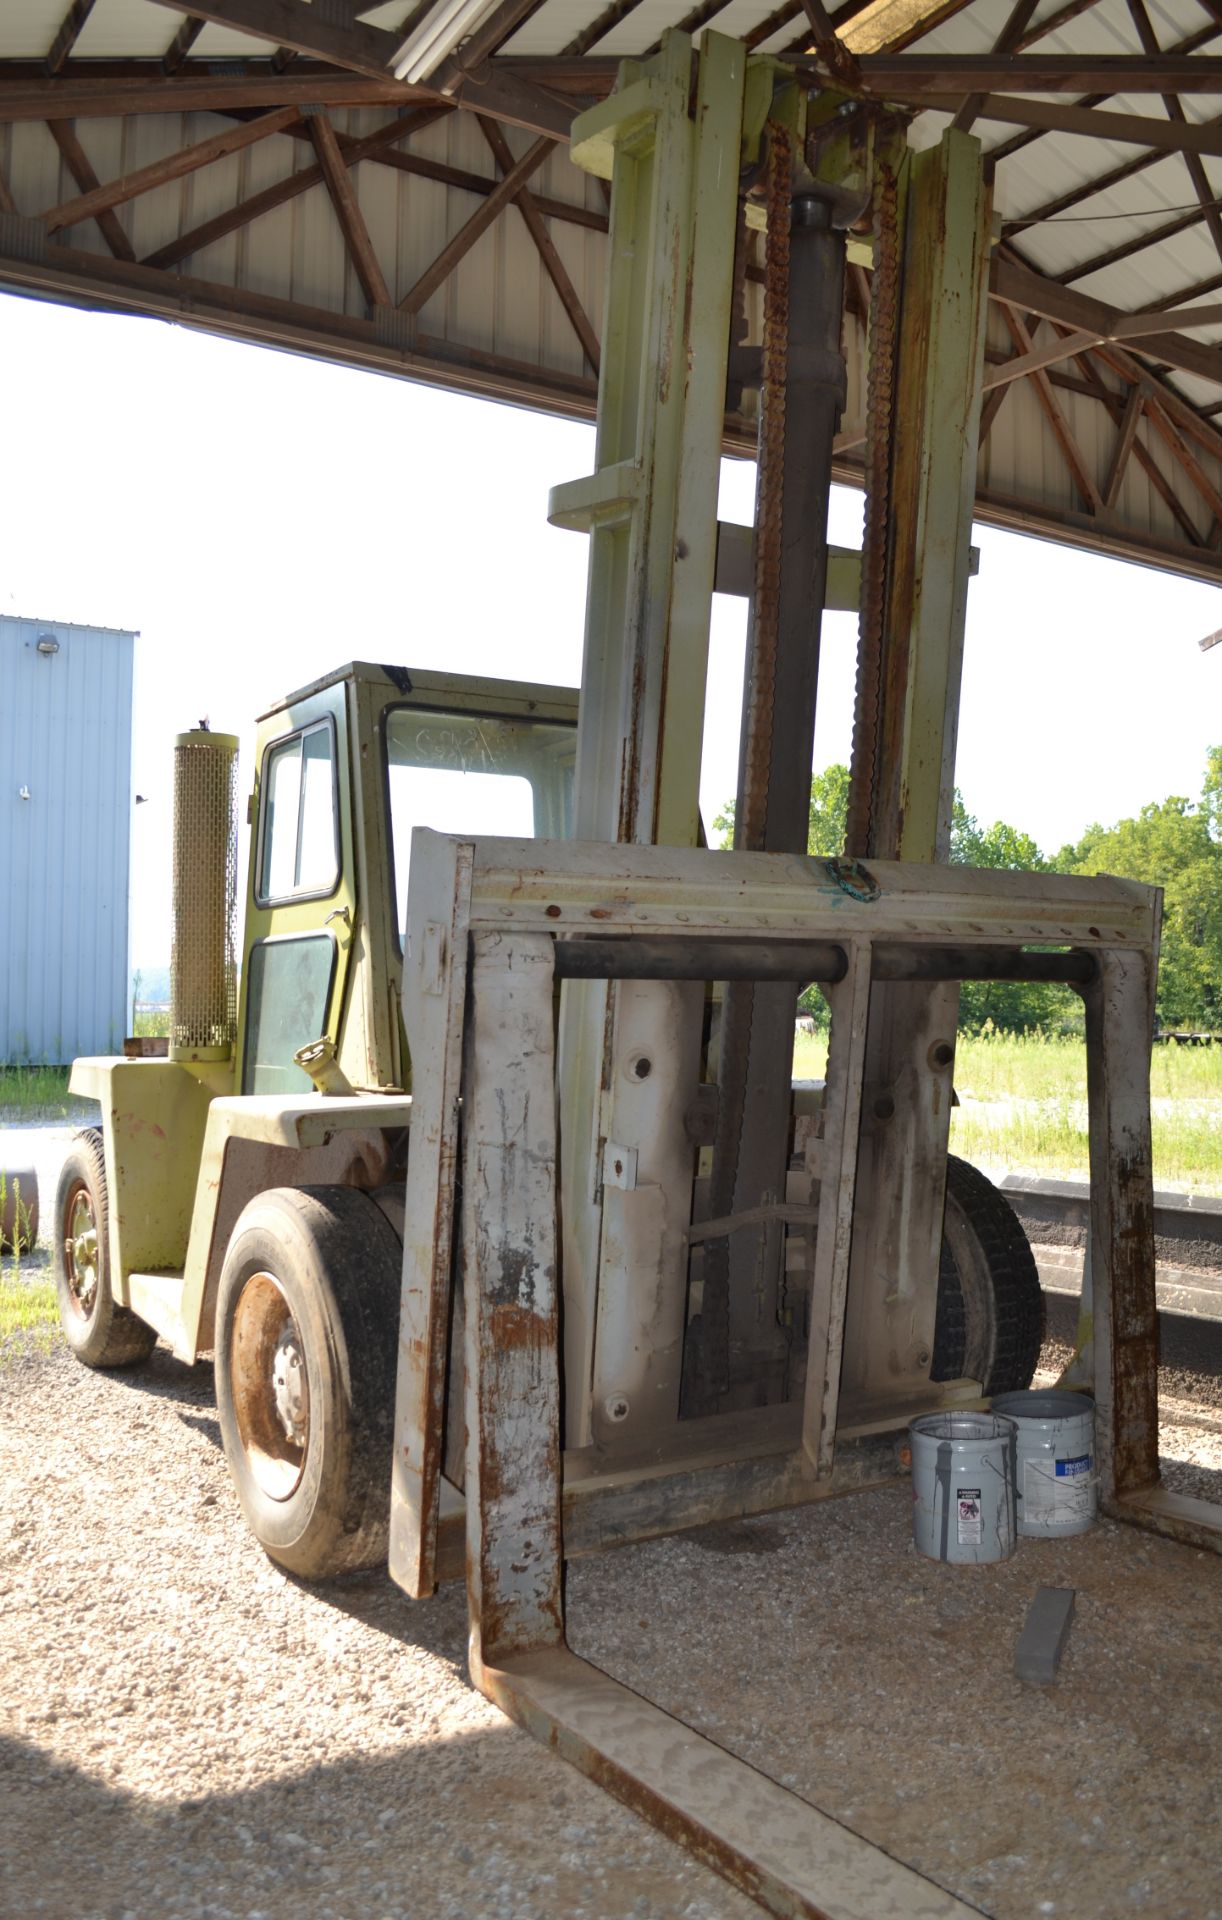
[54,1130,157,1369]
[932,1154,1045,1395]
[215,1185,402,1580]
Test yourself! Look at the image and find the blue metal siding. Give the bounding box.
[1,616,135,1064]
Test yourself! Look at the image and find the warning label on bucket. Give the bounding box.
[956,1489,983,1545]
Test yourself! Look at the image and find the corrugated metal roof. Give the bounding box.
[2,0,1222,577]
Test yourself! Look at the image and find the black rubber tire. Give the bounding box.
[214,1185,402,1580]
[932,1153,1045,1395]
[54,1129,158,1369]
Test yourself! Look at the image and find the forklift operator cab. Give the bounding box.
[239,662,579,1101]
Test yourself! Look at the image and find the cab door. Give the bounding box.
[237,684,357,1096]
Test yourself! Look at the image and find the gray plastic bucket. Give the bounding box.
[910,1411,1018,1565]
[992,1389,1097,1537]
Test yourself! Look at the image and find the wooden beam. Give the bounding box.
[0,75,417,119]
[47,121,135,262]
[143,106,444,271]
[855,51,1222,90]
[141,0,401,82]
[1000,304,1103,512]
[562,0,650,59]
[951,0,1042,135]
[1102,380,1146,509]
[162,18,206,73]
[478,115,599,373]
[400,133,553,313]
[309,110,392,309]
[986,19,1219,168]
[46,0,98,77]
[40,106,301,235]
[982,304,1222,389]
[0,160,16,217]
[1001,103,1222,234]
[1075,345,1209,541]
[990,256,1222,391]
[1145,395,1222,526]
[915,92,1222,156]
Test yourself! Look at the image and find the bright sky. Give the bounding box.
[2,289,1220,965]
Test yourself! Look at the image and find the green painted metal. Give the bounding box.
[836,128,995,1424]
[555,31,755,1447]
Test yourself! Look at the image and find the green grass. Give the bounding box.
[792,1027,1222,1191]
[0,1169,57,1350]
[0,1064,96,1123]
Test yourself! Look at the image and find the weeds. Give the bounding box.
[0,1169,57,1350]
[0,1065,94,1124]
[794,1026,1222,1192]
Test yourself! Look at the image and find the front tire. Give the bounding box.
[215,1185,402,1580]
[932,1154,1045,1394]
[54,1130,157,1369]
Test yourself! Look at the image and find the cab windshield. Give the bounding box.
[385,706,576,939]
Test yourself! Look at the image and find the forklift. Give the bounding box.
[57,34,1182,1919]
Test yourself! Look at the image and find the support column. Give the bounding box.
[552,33,750,1446]
[837,130,993,1425]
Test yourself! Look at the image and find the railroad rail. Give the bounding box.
[1003,1175,1222,1319]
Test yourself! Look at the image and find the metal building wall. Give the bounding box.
[0,615,135,1064]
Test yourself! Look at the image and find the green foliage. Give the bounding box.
[722,745,1222,1034]
[1055,784,1222,1030]
[0,1066,90,1121]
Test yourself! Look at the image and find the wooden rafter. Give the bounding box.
[853,52,1222,92]
[990,256,1222,394]
[1057,207,1212,286]
[142,107,446,270]
[142,0,401,81]
[1126,0,1222,270]
[983,304,1222,391]
[986,21,1218,170]
[47,121,135,262]
[1001,98,1222,236]
[46,0,98,77]
[40,107,300,236]
[909,93,1222,157]
[1102,381,1147,510]
[309,110,392,309]
[0,75,412,119]
[1074,347,1205,542]
[162,17,206,72]
[1144,394,1222,527]
[951,0,1041,136]
[563,0,648,60]
[478,115,599,373]
[1000,304,1103,513]
[400,132,554,312]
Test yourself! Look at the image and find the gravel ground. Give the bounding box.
[2,1127,1220,1920]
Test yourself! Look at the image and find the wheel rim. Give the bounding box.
[63,1185,100,1321]
[229,1270,310,1500]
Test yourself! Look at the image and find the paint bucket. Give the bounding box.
[910,1411,1018,1565]
[992,1390,1097,1538]
[0,1164,38,1254]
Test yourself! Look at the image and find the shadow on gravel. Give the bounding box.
[0,1716,604,1920]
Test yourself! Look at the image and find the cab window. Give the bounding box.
[258,721,338,902]
[384,707,575,940]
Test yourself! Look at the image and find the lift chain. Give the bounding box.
[845,149,899,860]
[686,124,794,1416]
[738,117,791,853]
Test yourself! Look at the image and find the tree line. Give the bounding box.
[717,749,1222,1033]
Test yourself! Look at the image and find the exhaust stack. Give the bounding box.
[170,730,239,1062]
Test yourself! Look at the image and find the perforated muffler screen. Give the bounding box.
[171,730,239,1059]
